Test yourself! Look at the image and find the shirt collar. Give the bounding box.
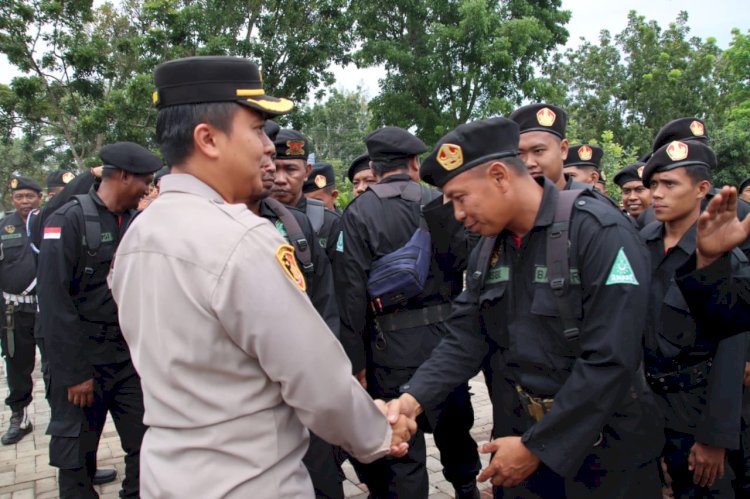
[159,174,225,203]
[531,176,558,229]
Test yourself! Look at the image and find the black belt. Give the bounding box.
[375,303,452,333]
[645,358,712,394]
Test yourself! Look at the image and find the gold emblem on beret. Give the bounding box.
[666,141,689,162]
[4,225,14,234]
[286,140,306,156]
[275,244,306,292]
[536,108,557,127]
[314,174,327,188]
[690,120,705,137]
[9,178,18,189]
[62,172,75,184]
[637,166,645,178]
[436,144,464,171]
[578,145,593,161]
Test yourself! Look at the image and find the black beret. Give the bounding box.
[740,177,750,193]
[303,163,336,192]
[365,127,427,168]
[100,142,164,175]
[153,56,293,116]
[9,176,42,193]
[652,118,708,153]
[642,140,716,186]
[347,154,370,182]
[565,144,604,169]
[264,120,281,142]
[509,103,567,139]
[420,117,519,188]
[613,162,646,187]
[46,170,76,189]
[274,129,311,160]
[154,166,170,184]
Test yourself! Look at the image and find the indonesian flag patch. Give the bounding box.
[44,227,62,240]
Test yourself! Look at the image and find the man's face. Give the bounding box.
[740,185,750,204]
[620,180,651,217]
[124,173,155,210]
[272,158,309,206]
[352,169,376,197]
[443,165,514,236]
[517,131,566,183]
[47,186,64,201]
[564,166,598,185]
[11,189,42,219]
[304,188,337,211]
[649,168,705,223]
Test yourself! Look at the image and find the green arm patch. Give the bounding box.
[335,232,344,252]
[605,247,639,285]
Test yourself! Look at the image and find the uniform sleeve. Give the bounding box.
[211,225,391,463]
[32,173,96,248]
[522,213,651,477]
[37,208,92,387]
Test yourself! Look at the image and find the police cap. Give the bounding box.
[274,129,311,161]
[613,162,646,187]
[264,120,281,142]
[46,170,76,189]
[420,117,519,189]
[100,142,163,175]
[303,163,336,192]
[652,118,708,153]
[642,141,716,187]
[152,56,293,116]
[365,127,427,169]
[347,154,370,182]
[565,144,603,170]
[509,103,567,139]
[9,176,42,193]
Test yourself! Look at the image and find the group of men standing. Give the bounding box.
[1,52,750,499]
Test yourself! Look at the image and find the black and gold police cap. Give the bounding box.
[264,120,281,142]
[347,153,370,182]
[9,176,42,193]
[642,140,716,186]
[420,117,519,188]
[100,142,164,175]
[303,163,336,192]
[46,170,76,189]
[152,56,293,116]
[613,162,646,187]
[565,144,603,169]
[365,127,427,168]
[274,129,310,160]
[652,117,708,153]
[509,103,567,139]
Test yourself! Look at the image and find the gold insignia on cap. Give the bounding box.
[151,91,159,105]
[245,97,294,114]
[286,140,306,156]
[536,108,557,127]
[637,166,645,178]
[4,225,14,234]
[436,143,464,171]
[9,179,18,189]
[62,172,75,184]
[578,145,593,161]
[236,89,265,97]
[690,120,705,137]
[275,244,306,292]
[666,141,689,162]
[314,174,327,189]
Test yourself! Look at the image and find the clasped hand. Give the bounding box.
[373,394,421,458]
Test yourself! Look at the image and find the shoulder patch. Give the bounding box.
[605,247,639,286]
[275,244,307,292]
[335,231,344,252]
[44,227,62,240]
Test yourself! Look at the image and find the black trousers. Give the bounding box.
[1,310,36,412]
[662,428,735,499]
[303,432,345,499]
[728,418,750,497]
[48,361,146,499]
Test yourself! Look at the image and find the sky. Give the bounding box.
[1,0,748,99]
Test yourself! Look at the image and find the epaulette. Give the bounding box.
[572,195,622,228]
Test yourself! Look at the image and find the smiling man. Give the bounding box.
[614,161,651,227]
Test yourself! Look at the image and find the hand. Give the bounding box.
[90,166,103,178]
[67,379,94,408]
[373,399,417,458]
[688,442,725,487]
[355,369,367,390]
[696,186,750,268]
[384,393,423,423]
[478,437,540,487]
[744,362,750,387]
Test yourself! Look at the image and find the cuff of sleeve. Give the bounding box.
[521,428,571,478]
[695,429,740,451]
[354,425,392,464]
[676,253,731,285]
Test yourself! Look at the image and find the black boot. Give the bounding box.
[93,468,117,485]
[454,481,481,499]
[1,407,32,445]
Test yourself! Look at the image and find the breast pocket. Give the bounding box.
[660,281,696,348]
[0,236,26,263]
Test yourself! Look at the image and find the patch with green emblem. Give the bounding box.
[485,265,510,284]
[0,233,22,241]
[336,232,344,252]
[274,220,289,242]
[101,232,114,243]
[605,247,639,285]
[318,238,327,248]
[533,265,580,285]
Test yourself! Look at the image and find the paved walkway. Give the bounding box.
[0,353,494,498]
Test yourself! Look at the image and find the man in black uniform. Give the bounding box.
[563,144,604,187]
[272,129,342,263]
[614,162,650,227]
[334,126,481,498]
[348,153,376,198]
[46,170,77,200]
[387,117,663,498]
[640,140,746,497]
[304,162,340,212]
[37,141,162,498]
[0,176,42,445]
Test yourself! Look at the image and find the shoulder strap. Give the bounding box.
[73,194,101,253]
[305,198,325,233]
[266,198,314,275]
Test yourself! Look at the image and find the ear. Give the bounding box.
[331,189,339,201]
[487,161,510,190]
[120,171,133,184]
[305,163,313,176]
[560,139,569,160]
[697,180,712,198]
[408,156,420,173]
[591,170,600,184]
[193,123,222,160]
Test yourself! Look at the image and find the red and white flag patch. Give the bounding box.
[43,227,62,240]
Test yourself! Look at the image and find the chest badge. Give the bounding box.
[4,225,15,234]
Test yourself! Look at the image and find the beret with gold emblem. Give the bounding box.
[509,103,567,139]
[365,127,427,169]
[613,162,646,187]
[152,56,293,116]
[565,144,604,169]
[9,176,42,193]
[274,129,311,160]
[303,163,336,192]
[652,117,708,153]
[46,170,76,189]
[100,142,163,175]
[347,153,370,182]
[420,117,520,188]
[642,140,716,186]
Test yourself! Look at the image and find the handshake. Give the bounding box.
[373,394,423,458]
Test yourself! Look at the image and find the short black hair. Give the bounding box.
[500,155,528,175]
[156,102,239,166]
[370,157,411,177]
[684,164,711,184]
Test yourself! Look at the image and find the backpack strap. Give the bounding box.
[305,198,325,233]
[72,194,102,294]
[265,198,314,275]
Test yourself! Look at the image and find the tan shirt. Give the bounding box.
[111,174,391,498]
